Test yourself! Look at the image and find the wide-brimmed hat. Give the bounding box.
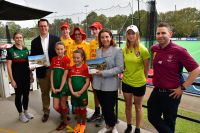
[60,22,70,29]
[89,22,103,30]
[126,25,139,33]
[70,27,87,40]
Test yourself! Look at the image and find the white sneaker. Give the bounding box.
[112,126,118,133]
[98,127,112,133]
[24,112,34,119]
[19,113,29,123]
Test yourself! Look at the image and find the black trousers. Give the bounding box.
[14,81,30,113]
[147,89,181,133]
[96,90,117,127]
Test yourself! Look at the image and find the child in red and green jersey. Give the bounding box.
[50,41,71,131]
[68,48,90,133]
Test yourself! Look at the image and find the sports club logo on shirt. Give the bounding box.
[167,54,173,62]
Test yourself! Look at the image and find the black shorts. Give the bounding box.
[122,82,146,96]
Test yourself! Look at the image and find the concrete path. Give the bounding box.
[0,90,152,133]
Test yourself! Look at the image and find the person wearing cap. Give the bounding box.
[60,22,74,59]
[69,27,90,66]
[147,22,200,133]
[60,22,74,114]
[87,21,104,126]
[122,25,150,133]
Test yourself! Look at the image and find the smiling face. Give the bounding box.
[126,29,137,43]
[55,44,65,58]
[100,31,112,48]
[73,52,83,67]
[38,21,49,36]
[13,33,23,46]
[61,27,70,38]
[74,30,83,44]
[156,26,172,48]
[90,27,100,38]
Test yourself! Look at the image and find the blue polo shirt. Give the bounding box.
[151,41,199,89]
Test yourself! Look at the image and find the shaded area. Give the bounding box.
[0,0,52,20]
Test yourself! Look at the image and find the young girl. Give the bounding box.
[50,41,71,131]
[68,48,90,133]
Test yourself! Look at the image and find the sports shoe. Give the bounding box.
[87,113,101,122]
[112,126,118,133]
[98,127,112,133]
[134,128,140,133]
[24,112,34,119]
[74,123,81,133]
[19,113,29,123]
[95,115,104,127]
[124,125,132,133]
[79,124,86,133]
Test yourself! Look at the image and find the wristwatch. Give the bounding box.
[180,84,186,90]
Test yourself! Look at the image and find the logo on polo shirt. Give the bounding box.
[167,55,173,62]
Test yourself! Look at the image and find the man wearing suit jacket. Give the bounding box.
[30,19,60,122]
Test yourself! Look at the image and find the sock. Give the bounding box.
[95,107,100,114]
[80,108,87,124]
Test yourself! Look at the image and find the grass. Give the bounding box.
[87,88,200,133]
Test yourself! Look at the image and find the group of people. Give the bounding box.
[6,18,200,133]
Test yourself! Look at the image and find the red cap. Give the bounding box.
[70,27,87,40]
[89,22,103,30]
[60,22,70,29]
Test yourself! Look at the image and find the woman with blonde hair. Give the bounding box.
[122,25,150,133]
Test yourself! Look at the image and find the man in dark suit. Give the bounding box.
[30,19,60,122]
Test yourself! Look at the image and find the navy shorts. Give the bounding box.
[122,82,146,96]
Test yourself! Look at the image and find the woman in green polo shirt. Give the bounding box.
[122,25,150,133]
[7,32,34,123]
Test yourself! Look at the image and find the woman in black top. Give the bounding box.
[7,32,34,123]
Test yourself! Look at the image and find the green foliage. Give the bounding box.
[0,7,200,39]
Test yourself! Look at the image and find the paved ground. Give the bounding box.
[0,90,151,133]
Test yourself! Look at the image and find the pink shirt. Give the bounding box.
[151,41,199,89]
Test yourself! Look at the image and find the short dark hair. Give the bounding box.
[38,19,49,26]
[157,22,172,31]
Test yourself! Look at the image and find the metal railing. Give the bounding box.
[89,79,200,124]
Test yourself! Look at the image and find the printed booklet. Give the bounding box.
[28,54,47,68]
[86,57,107,74]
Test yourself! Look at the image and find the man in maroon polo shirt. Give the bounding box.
[147,22,200,133]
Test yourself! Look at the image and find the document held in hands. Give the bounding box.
[28,54,48,69]
[86,57,107,74]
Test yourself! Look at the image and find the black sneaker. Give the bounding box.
[124,126,132,133]
[95,115,104,127]
[134,128,140,133]
[87,113,101,122]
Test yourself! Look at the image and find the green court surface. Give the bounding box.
[119,41,200,65]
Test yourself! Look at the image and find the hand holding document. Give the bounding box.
[86,57,107,74]
[28,54,48,69]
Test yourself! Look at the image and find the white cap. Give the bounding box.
[126,25,139,33]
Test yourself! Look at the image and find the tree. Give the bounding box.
[6,22,21,38]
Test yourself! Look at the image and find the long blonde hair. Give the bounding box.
[125,32,140,54]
